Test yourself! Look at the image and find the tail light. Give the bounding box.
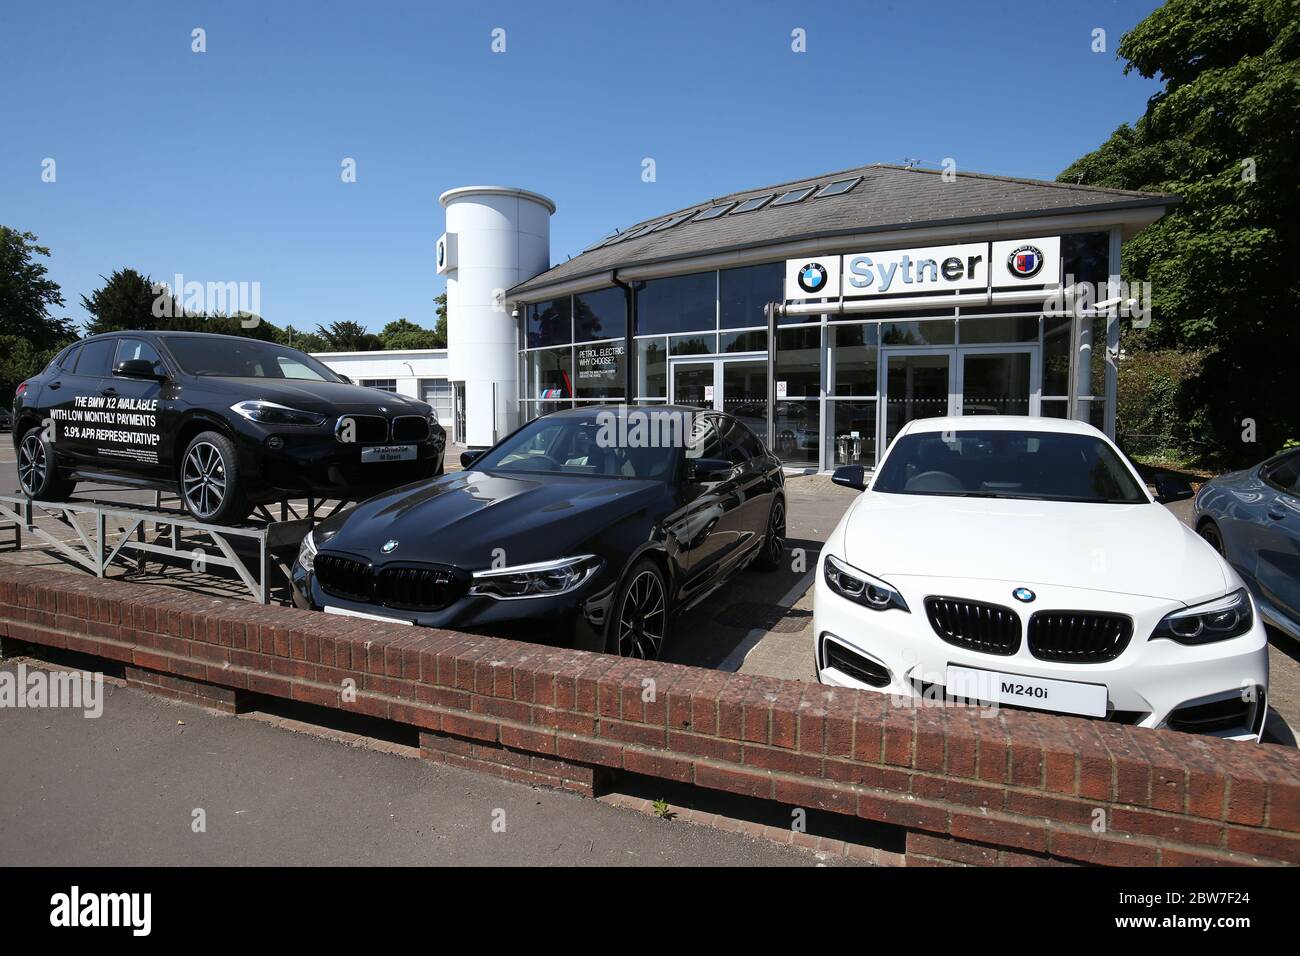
[15,382,27,397]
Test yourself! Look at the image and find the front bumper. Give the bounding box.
[290,559,615,653]
[232,426,445,502]
[812,561,1270,741]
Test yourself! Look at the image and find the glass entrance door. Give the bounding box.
[670,358,768,435]
[671,361,715,411]
[721,359,767,436]
[957,349,1037,417]
[883,352,954,447]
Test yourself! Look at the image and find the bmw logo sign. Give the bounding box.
[1012,587,1036,603]
[797,262,829,294]
[1007,245,1045,279]
[381,540,399,554]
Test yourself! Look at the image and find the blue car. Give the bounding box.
[1195,448,1300,640]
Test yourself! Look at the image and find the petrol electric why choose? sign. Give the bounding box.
[784,236,1060,301]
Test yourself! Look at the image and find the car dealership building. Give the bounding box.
[322,164,1175,471]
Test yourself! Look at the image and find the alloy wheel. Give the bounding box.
[765,498,786,565]
[1199,522,1225,556]
[18,432,45,495]
[618,569,667,659]
[182,441,227,519]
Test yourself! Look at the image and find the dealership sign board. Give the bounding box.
[784,237,1060,301]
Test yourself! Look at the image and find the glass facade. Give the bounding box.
[514,231,1114,471]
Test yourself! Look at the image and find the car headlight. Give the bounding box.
[1150,588,1253,645]
[469,555,601,600]
[231,400,327,426]
[823,554,909,612]
[296,530,317,573]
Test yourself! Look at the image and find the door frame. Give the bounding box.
[954,343,1042,419]
[668,354,766,412]
[875,343,1042,460]
[877,347,957,456]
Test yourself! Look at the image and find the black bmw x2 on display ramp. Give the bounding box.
[292,406,786,658]
[12,331,446,523]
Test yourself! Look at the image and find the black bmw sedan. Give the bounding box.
[291,405,786,658]
[12,331,445,523]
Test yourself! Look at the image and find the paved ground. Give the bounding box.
[0,661,842,866]
[1,438,1296,745]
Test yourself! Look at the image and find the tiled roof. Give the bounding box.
[509,163,1174,298]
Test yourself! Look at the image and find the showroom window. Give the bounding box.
[360,378,398,392]
[719,262,781,330]
[774,326,821,398]
[574,339,627,399]
[528,346,573,399]
[526,297,573,348]
[636,338,668,398]
[634,272,717,336]
[574,286,626,343]
[830,323,878,396]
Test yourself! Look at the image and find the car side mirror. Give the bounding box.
[686,457,733,484]
[460,449,485,468]
[832,465,867,491]
[113,359,166,381]
[338,374,353,384]
[1154,473,1194,504]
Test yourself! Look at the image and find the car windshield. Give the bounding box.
[163,337,343,382]
[473,410,688,480]
[872,429,1148,504]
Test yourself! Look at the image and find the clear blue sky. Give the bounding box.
[1,0,1163,334]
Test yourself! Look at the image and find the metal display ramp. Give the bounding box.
[0,492,349,604]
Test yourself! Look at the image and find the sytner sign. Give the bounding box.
[784,236,1061,301]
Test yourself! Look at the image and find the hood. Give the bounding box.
[203,377,430,415]
[316,469,666,568]
[841,492,1227,603]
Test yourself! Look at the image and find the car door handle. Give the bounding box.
[101,387,117,397]
[1267,508,1286,521]
[48,380,61,390]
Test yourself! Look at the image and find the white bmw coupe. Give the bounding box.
[814,417,1269,741]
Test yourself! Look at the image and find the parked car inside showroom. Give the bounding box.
[1194,446,1300,642]
[814,417,1269,741]
[291,405,786,657]
[12,331,445,523]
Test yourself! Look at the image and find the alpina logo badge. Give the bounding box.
[1007,245,1044,279]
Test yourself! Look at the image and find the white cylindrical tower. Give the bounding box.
[438,185,555,447]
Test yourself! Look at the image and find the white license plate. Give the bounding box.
[361,444,416,463]
[323,605,412,626]
[945,665,1107,717]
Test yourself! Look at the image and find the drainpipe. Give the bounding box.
[611,271,635,405]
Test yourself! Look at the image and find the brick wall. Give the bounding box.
[0,564,1296,866]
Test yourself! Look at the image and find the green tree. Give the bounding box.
[314,320,381,351]
[379,317,439,350]
[1059,0,1300,462]
[433,292,447,348]
[0,227,76,349]
[0,228,77,399]
[81,268,175,334]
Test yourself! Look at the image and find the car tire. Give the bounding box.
[608,556,671,660]
[16,425,76,501]
[751,495,786,572]
[179,430,251,524]
[1197,518,1227,557]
